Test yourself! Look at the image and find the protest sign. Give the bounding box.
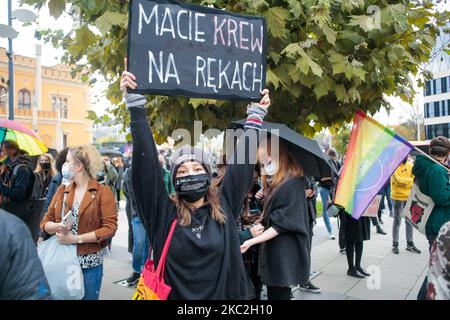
[127,0,267,101]
[361,195,382,218]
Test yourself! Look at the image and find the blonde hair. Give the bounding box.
[170,186,226,227]
[69,144,103,179]
[35,153,57,177]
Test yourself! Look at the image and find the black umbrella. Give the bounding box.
[232,120,332,179]
[99,147,123,157]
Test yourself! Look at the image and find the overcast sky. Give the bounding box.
[1,0,448,127]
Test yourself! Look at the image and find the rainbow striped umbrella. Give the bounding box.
[0,118,48,156]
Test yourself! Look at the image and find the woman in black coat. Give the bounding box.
[340,210,371,278]
[241,137,311,300]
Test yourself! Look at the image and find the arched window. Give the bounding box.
[18,89,31,109]
[0,87,7,107]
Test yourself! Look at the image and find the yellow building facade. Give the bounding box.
[0,47,92,151]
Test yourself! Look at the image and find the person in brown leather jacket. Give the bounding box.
[40,144,118,300]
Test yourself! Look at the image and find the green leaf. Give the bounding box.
[348,87,361,103]
[76,26,96,49]
[84,0,104,15]
[266,68,281,89]
[335,85,349,103]
[307,113,318,121]
[282,43,302,59]
[339,30,364,43]
[296,57,310,75]
[387,44,409,66]
[189,98,205,110]
[341,0,364,13]
[48,0,65,18]
[322,25,337,45]
[352,67,367,81]
[86,110,98,121]
[95,11,128,35]
[348,15,375,33]
[313,82,328,99]
[263,7,289,39]
[288,0,304,18]
[329,53,346,75]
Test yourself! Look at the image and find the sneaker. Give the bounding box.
[328,234,336,240]
[379,218,384,225]
[406,244,421,254]
[392,242,399,254]
[299,282,321,294]
[376,226,387,235]
[126,272,141,285]
[339,247,346,253]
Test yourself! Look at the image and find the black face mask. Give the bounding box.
[175,173,210,203]
[41,163,51,170]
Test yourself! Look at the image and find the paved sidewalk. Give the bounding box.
[100,201,430,300]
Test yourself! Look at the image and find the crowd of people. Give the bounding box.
[0,68,449,301]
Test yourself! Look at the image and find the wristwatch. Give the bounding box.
[77,236,84,244]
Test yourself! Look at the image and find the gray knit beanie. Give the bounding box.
[170,146,212,184]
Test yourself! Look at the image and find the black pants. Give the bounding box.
[338,213,346,250]
[267,286,291,300]
[346,240,364,270]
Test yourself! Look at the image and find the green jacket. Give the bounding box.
[162,168,175,195]
[412,155,450,241]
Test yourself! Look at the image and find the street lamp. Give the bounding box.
[0,1,37,120]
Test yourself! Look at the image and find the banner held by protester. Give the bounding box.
[127,0,267,101]
[334,111,414,220]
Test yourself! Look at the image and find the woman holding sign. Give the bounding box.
[121,63,270,299]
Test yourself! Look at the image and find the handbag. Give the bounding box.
[401,182,434,235]
[133,219,177,300]
[37,192,85,300]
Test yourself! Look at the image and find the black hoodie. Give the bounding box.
[130,106,257,300]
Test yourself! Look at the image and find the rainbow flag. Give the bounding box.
[334,111,414,219]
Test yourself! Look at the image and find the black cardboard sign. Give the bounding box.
[127,0,267,101]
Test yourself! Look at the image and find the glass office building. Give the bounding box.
[423,28,450,140]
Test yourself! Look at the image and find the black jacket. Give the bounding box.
[260,178,311,287]
[122,167,138,218]
[0,209,52,299]
[0,157,33,202]
[130,106,256,300]
[44,173,62,213]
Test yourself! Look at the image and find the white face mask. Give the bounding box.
[62,163,76,182]
[263,160,278,176]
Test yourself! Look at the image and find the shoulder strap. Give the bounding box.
[156,219,178,280]
[10,164,29,184]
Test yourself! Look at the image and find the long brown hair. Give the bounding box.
[170,180,226,227]
[259,138,304,221]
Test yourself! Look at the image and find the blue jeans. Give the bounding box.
[82,264,103,300]
[131,216,150,273]
[319,187,333,235]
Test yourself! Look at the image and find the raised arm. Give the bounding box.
[220,91,270,220]
[121,67,176,241]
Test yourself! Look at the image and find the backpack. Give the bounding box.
[10,164,45,200]
[2,163,46,242]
